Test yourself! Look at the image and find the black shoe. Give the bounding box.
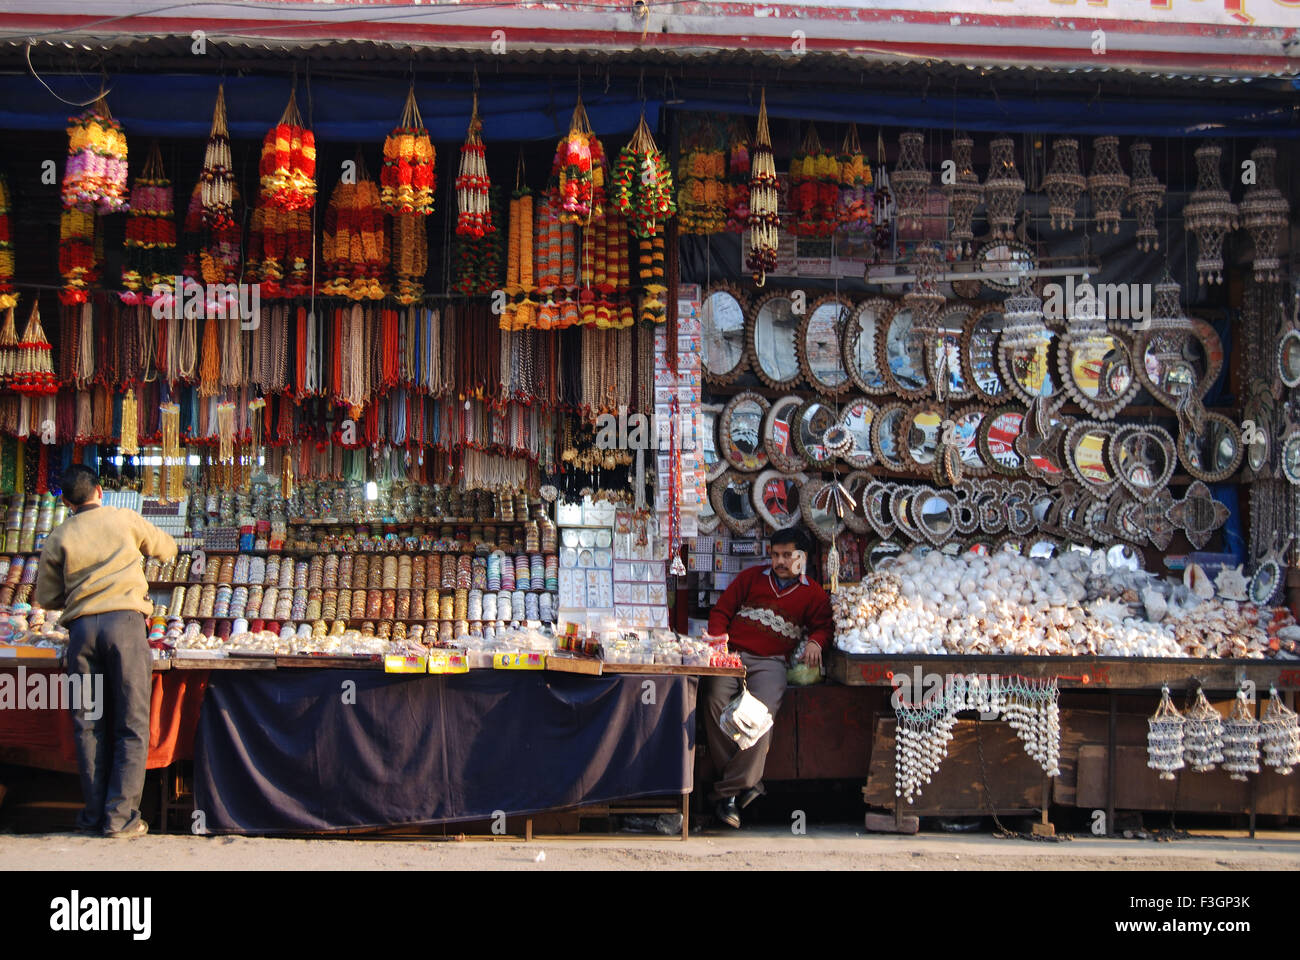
[714,798,740,829]
[738,787,763,809]
[105,820,149,839]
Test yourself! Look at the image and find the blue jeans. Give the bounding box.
[65,610,151,834]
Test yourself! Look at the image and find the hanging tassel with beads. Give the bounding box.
[119,387,139,456]
[281,447,294,499]
[827,537,841,594]
[216,400,235,463]
[160,401,181,503]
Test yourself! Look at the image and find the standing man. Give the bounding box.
[703,528,833,828]
[35,465,177,838]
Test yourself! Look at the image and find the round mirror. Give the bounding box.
[699,405,728,482]
[792,400,837,465]
[1242,395,1272,477]
[901,404,944,472]
[751,469,803,530]
[865,539,904,571]
[711,472,758,536]
[1065,421,1117,498]
[748,291,802,389]
[1106,543,1143,571]
[802,479,847,543]
[843,298,892,395]
[872,403,908,471]
[1279,330,1300,389]
[1250,560,1281,604]
[1061,331,1138,420]
[978,407,1025,475]
[1109,425,1174,503]
[838,398,877,469]
[879,304,929,398]
[1000,328,1061,408]
[1282,430,1300,486]
[701,284,749,384]
[966,307,1006,403]
[763,395,807,473]
[891,489,921,542]
[913,490,957,546]
[799,296,853,397]
[976,239,1036,293]
[719,391,771,472]
[1178,413,1242,483]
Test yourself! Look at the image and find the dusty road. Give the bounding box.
[2,827,1298,870]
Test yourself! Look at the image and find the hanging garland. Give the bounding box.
[455,93,493,238]
[58,207,97,305]
[837,123,873,232]
[611,114,676,239]
[0,174,14,310]
[549,97,606,226]
[61,97,128,214]
[451,186,503,297]
[637,232,667,324]
[502,160,536,330]
[258,88,317,212]
[11,302,58,396]
[381,86,436,216]
[121,141,176,302]
[392,213,428,305]
[746,90,779,285]
[725,116,751,234]
[320,158,388,301]
[676,115,727,235]
[789,123,838,237]
[200,84,237,230]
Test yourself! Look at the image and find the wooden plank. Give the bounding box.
[544,655,603,676]
[170,657,272,671]
[274,656,384,670]
[601,663,745,677]
[794,684,881,780]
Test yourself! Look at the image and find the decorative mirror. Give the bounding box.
[792,399,837,466]
[1135,316,1225,412]
[865,538,905,571]
[994,535,1026,554]
[698,493,720,535]
[864,481,897,539]
[843,298,893,396]
[931,304,974,402]
[999,328,1062,409]
[900,403,945,474]
[747,290,802,389]
[701,283,750,384]
[976,486,1008,535]
[836,398,877,469]
[1250,560,1282,604]
[1004,488,1036,535]
[842,471,872,535]
[1177,413,1242,483]
[878,303,930,399]
[699,404,728,482]
[1109,425,1175,503]
[1282,428,1300,485]
[872,402,908,471]
[965,307,1006,404]
[912,488,958,546]
[1060,328,1140,420]
[1167,480,1229,550]
[947,405,991,477]
[891,487,923,542]
[798,295,853,398]
[1102,495,1147,545]
[763,395,807,473]
[1064,420,1118,499]
[1242,392,1273,478]
[1016,412,1071,487]
[1279,329,1300,389]
[952,484,980,535]
[719,391,771,472]
[711,471,759,536]
[1106,543,1144,571]
[975,239,1036,294]
[977,406,1026,476]
[751,469,804,531]
[1143,489,1176,551]
[802,479,847,543]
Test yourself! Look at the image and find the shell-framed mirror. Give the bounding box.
[751,469,805,531]
[872,402,909,471]
[1134,315,1225,412]
[948,404,992,477]
[900,402,946,475]
[1177,412,1243,484]
[1278,328,1300,389]
[864,481,897,539]
[837,397,878,469]
[1064,420,1119,499]
[699,403,728,482]
[711,471,760,536]
[719,391,771,472]
[763,395,808,474]
[842,470,873,535]
[864,538,905,571]
[931,303,975,402]
[1059,326,1140,420]
[999,327,1063,410]
[965,307,1007,404]
[878,302,930,399]
[791,398,838,467]
[801,478,847,543]
[701,283,750,384]
[977,405,1026,476]
[843,297,893,396]
[747,289,802,390]
[1108,424,1176,503]
[912,487,959,547]
[798,295,854,398]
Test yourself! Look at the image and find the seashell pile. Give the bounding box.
[832,549,1272,659]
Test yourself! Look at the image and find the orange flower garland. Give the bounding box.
[321,163,388,301]
[258,89,317,212]
[381,86,436,216]
[677,115,727,235]
[392,213,428,305]
[58,207,97,305]
[62,97,128,214]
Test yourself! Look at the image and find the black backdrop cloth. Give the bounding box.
[193,670,697,834]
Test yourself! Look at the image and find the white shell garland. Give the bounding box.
[1146,686,1185,779]
[1183,689,1225,772]
[1220,689,1261,781]
[1261,688,1300,775]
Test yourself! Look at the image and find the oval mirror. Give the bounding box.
[763,395,807,473]
[891,489,921,542]
[747,291,802,389]
[912,489,957,546]
[1109,425,1175,503]
[978,407,1026,476]
[949,405,991,476]
[751,469,803,531]
[879,304,930,399]
[719,391,771,472]
[838,398,877,469]
[999,327,1061,408]
[1282,430,1300,486]
[799,296,853,397]
[1060,330,1139,420]
[1177,413,1243,483]
[901,404,945,473]
[843,298,892,396]
[1106,543,1143,571]
[976,239,1036,293]
[843,471,872,534]
[966,307,1006,403]
[1250,560,1281,604]
[932,304,973,401]
[1064,420,1118,498]
[793,399,837,465]
[711,472,758,536]
[865,538,905,571]
[701,284,749,384]
[699,404,728,482]
[872,403,908,471]
[1279,329,1300,389]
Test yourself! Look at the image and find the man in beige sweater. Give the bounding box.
[36,464,177,838]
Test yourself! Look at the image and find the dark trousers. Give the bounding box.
[65,610,151,834]
[703,650,788,803]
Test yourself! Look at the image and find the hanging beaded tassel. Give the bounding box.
[746,90,778,286]
[198,314,221,396]
[160,401,182,504]
[0,306,18,386]
[1147,685,1185,780]
[1042,137,1086,230]
[983,135,1024,240]
[1086,135,1129,235]
[119,387,139,456]
[281,446,295,499]
[12,301,59,396]
[1126,140,1165,253]
[1239,141,1289,283]
[1220,686,1261,781]
[455,92,492,238]
[142,454,158,498]
[1184,142,1238,286]
[1261,687,1300,775]
[216,400,235,463]
[1183,688,1225,772]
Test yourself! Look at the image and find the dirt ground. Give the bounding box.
[3,826,1298,870]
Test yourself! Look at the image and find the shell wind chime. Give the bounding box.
[1183,688,1225,772]
[1183,142,1238,285]
[1087,135,1129,235]
[983,135,1024,240]
[1041,137,1086,230]
[1220,687,1261,781]
[902,242,946,338]
[745,90,778,286]
[258,88,317,211]
[890,130,931,232]
[942,131,980,255]
[62,97,129,214]
[1261,687,1300,774]
[1146,685,1185,779]
[1000,276,1047,351]
[1239,141,1289,283]
[1126,140,1165,253]
[455,93,493,238]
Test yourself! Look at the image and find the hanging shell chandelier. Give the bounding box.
[891,130,931,232]
[1183,141,1238,286]
[1000,276,1047,351]
[943,131,982,256]
[902,242,946,337]
[1041,137,1086,230]
[1126,140,1166,253]
[1087,135,1129,235]
[1239,141,1289,284]
[982,135,1024,240]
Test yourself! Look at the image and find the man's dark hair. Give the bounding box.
[61,464,100,507]
[770,528,809,552]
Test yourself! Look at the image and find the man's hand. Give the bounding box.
[801,641,822,669]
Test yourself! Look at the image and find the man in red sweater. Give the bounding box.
[704,527,833,828]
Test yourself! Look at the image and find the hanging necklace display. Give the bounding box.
[1183,142,1238,285]
[1042,137,1086,230]
[1086,136,1129,235]
[1183,688,1225,773]
[1147,685,1185,780]
[1261,687,1300,775]
[1239,141,1290,283]
[891,130,931,232]
[944,131,982,256]
[1126,140,1166,253]
[982,135,1024,241]
[1220,687,1261,781]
